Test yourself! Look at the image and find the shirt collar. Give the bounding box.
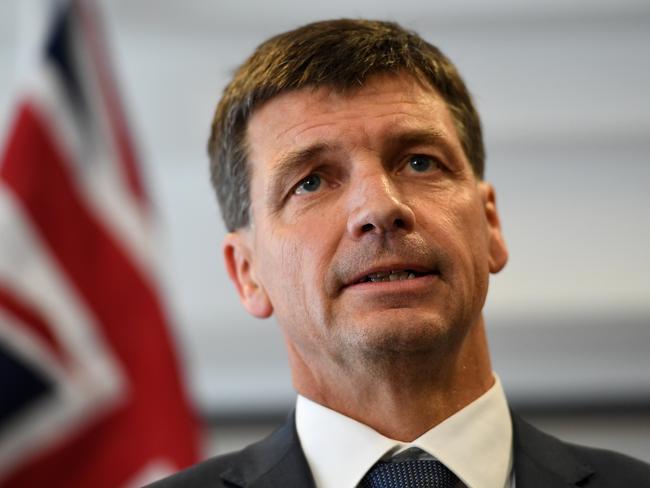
[295,375,512,488]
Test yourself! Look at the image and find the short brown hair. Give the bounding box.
[208,19,485,231]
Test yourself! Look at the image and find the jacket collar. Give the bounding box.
[219,412,315,488]
[512,413,595,487]
[218,410,598,488]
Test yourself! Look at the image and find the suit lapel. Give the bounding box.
[512,413,594,487]
[219,412,316,488]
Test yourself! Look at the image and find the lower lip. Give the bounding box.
[343,273,440,294]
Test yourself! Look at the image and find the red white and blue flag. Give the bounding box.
[0,1,200,486]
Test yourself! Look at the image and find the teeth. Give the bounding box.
[389,271,408,281]
[365,270,418,283]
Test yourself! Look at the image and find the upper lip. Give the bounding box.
[344,263,438,287]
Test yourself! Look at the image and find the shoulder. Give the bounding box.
[512,412,650,487]
[563,442,650,486]
[145,451,241,488]
[145,414,314,488]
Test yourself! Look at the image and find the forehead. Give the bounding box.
[245,74,464,192]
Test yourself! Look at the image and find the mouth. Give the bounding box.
[345,265,440,288]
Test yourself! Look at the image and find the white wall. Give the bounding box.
[1,0,649,415]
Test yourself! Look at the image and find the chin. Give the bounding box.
[342,310,463,357]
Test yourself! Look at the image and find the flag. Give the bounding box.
[0,1,200,486]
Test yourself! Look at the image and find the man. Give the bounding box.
[152,19,650,487]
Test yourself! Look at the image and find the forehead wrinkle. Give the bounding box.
[285,107,441,145]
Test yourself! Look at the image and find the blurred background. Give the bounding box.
[1,0,648,462]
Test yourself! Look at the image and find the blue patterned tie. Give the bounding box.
[360,458,459,488]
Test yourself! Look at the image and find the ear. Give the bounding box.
[223,231,273,318]
[479,182,508,274]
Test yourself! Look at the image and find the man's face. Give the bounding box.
[224,73,507,371]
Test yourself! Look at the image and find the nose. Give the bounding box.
[346,172,416,239]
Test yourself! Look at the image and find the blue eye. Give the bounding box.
[408,155,437,172]
[294,174,322,194]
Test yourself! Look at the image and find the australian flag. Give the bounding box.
[0,1,199,486]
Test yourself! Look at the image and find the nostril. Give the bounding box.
[361,223,375,233]
[394,218,405,229]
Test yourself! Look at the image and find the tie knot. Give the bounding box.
[360,458,458,488]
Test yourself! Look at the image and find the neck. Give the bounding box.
[289,317,493,441]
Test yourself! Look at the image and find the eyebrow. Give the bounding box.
[266,142,334,210]
[383,128,448,155]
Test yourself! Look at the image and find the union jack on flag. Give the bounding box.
[0,1,200,486]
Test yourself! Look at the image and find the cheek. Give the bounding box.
[444,198,491,279]
[460,209,492,299]
[261,233,302,297]
[259,229,329,311]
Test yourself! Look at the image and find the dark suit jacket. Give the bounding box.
[148,413,650,487]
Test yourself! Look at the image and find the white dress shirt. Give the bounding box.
[296,375,513,488]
